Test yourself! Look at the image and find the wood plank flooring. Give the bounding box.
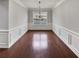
[0,30,77,58]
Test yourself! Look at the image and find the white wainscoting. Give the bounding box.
[28,23,52,30]
[0,30,8,48]
[52,24,79,57]
[8,25,28,48]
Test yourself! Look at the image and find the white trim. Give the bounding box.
[0,43,8,48]
[9,25,27,31]
[8,25,28,48]
[0,25,28,48]
[13,0,26,8]
[63,27,79,37]
[53,24,79,57]
[0,43,8,45]
[55,0,65,8]
[54,32,79,57]
[29,29,52,30]
[54,24,79,38]
[0,30,8,32]
[0,32,8,48]
[9,29,28,48]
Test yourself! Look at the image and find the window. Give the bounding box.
[32,12,48,25]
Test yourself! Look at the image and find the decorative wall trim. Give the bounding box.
[9,25,27,31]
[8,25,28,48]
[0,30,8,32]
[55,0,65,8]
[54,24,79,38]
[0,30,8,48]
[0,25,28,48]
[53,24,79,57]
[13,0,26,8]
[28,23,52,30]
[0,43,8,48]
[54,31,79,57]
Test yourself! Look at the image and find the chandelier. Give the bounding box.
[38,0,41,19]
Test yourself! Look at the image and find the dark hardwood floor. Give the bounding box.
[0,30,77,58]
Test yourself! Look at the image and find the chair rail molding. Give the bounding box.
[52,24,79,57]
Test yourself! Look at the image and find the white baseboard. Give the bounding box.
[0,25,28,48]
[54,32,79,57]
[8,25,28,48]
[52,24,79,57]
[29,29,52,30]
[9,30,28,48]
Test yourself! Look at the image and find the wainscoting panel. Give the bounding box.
[52,24,79,57]
[9,25,28,48]
[72,35,79,52]
[0,31,8,48]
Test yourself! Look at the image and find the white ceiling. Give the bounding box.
[18,0,63,8]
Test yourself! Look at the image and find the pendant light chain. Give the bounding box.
[38,0,41,19]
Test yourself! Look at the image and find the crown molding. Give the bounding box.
[55,0,65,8]
[13,0,26,8]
